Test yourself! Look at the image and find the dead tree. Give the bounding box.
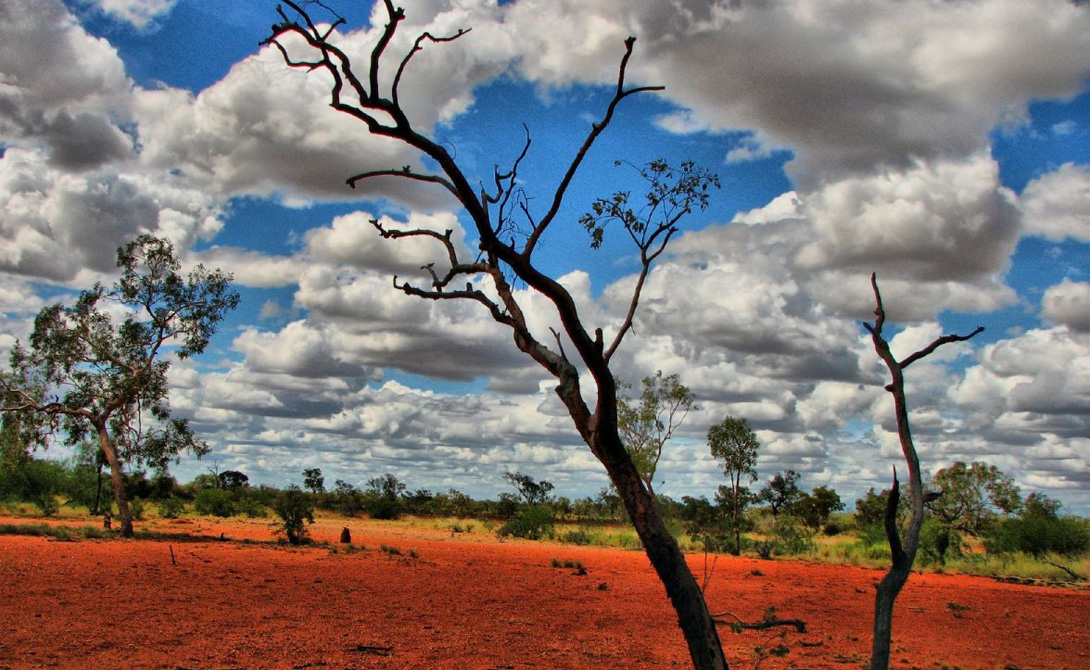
[263,2,727,668]
[863,273,983,670]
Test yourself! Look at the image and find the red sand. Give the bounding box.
[0,515,1086,670]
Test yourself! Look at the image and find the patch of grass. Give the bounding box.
[380,544,401,556]
[550,558,585,570]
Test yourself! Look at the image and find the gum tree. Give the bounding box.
[863,273,983,670]
[0,235,239,536]
[707,415,759,555]
[263,2,727,668]
[618,371,695,497]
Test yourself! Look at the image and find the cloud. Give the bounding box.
[1021,163,1090,242]
[0,147,223,282]
[1042,280,1090,332]
[0,0,133,168]
[86,0,178,31]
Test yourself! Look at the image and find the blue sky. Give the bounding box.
[3,0,1090,513]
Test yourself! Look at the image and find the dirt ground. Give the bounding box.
[0,515,1086,670]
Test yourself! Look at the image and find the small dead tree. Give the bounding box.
[863,273,983,670]
[264,2,727,668]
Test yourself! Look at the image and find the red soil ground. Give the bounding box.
[0,515,1086,670]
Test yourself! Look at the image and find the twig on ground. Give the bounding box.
[711,611,807,633]
[348,645,393,656]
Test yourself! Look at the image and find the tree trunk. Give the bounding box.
[598,432,729,670]
[97,428,133,538]
[869,477,923,670]
[91,459,103,516]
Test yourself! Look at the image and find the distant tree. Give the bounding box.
[332,479,364,517]
[617,371,695,496]
[794,486,844,531]
[757,470,802,517]
[504,471,555,506]
[1021,492,1062,520]
[363,473,406,519]
[273,485,315,545]
[863,274,983,670]
[302,468,325,494]
[264,4,726,667]
[680,495,732,554]
[0,235,239,537]
[367,473,407,501]
[218,470,250,491]
[927,461,1022,536]
[404,488,434,514]
[707,416,759,555]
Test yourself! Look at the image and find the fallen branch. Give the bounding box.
[712,610,807,633]
[1043,560,1084,582]
[348,645,393,656]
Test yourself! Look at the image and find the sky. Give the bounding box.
[1,0,1089,514]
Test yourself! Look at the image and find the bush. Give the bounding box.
[273,487,315,545]
[497,505,555,540]
[769,515,815,556]
[985,516,1090,557]
[158,497,186,519]
[917,519,959,565]
[193,488,237,517]
[128,499,145,522]
[366,494,402,520]
[559,529,594,546]
[234,493,268,519]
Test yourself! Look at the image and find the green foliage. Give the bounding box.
[793,486,844,531]
[680,495,734,554]
[617,371,694,493]
[158,497,186,519]
[579,159,719,250]
[273,486,315,546]
[984,515,1090,557]
[194,488,238,517]
[0,236,239,535]
[928,461,1022,536]
[708,415,759,555]
[0,456,65,515]
[559,528,594,546]
[757,470,802,517]
[917,519,959,565]
[768,515,815,556]
[497,504,555,540]
[217,470,249,490]
[364,473,406,519]
[503,471,555,505]
[330,479,365,517]
[302,468,325,494]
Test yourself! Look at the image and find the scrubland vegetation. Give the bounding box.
[2,457,1086,583]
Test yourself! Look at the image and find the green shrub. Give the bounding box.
[366,495,402,520]
[559,529,594,546]
[497,505,555,540]
[128,499,145,522]
[273,487,315,546]
[194,488,237,517]
[234,493,268,519]
[984,516,1090,557]
[158,497,186,519]
[769,515,815,556]
[917,519,959,565]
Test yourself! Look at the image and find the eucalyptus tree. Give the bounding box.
[863,273,983,670]
[618,371,695,497]
[0,235,239,537]
[263,3,727,667]
[707,415,759,555]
